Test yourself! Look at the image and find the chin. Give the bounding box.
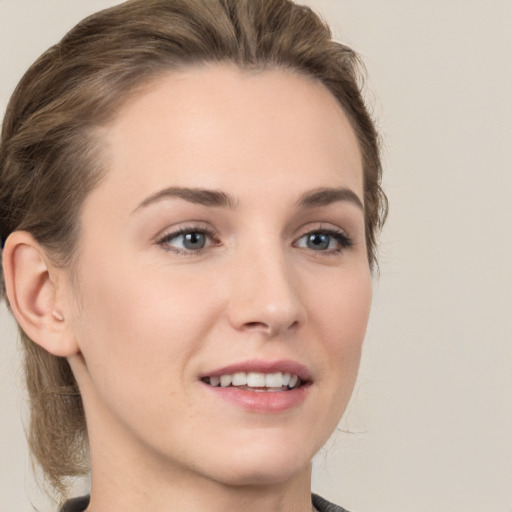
[195,433,315,488]
[212,458,311,488]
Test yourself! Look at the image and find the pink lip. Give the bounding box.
[201,359,312,381]
[202,384,310,413]
[199,359,312,413]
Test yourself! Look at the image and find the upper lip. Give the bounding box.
[201,359,312,382]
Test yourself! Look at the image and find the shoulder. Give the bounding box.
[312,493,352,512]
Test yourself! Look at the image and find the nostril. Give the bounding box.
[244,321,268,330]
[241,319,300,335]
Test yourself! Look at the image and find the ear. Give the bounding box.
[2,231,79,357]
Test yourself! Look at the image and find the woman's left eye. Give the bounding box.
[157,228,216,253]
[294,230,353,253]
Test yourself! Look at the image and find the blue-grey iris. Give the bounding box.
[307,233,330,250]
[183,232,206,249]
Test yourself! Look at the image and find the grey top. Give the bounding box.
[312,493,350,512]
[60,496,89,512]
[61,494,350,511]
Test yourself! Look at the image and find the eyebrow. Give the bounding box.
[132,185,363,214]
[296,187,364,210]
[132,187,238,213]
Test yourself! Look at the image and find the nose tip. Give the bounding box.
[240,305,301,336]
[227,259,306,337]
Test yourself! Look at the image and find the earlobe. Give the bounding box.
[2,231,79,357]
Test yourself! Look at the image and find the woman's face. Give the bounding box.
[67,64,372,487]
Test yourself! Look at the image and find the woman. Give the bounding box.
[0,0,387,511]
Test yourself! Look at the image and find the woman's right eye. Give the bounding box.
[157,228,216,254]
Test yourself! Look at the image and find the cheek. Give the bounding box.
[70,257,219,398]
[311,265,372,343]
[69,267,223,443]
[308,266,372,388]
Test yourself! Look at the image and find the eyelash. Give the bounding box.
[156,225,353,256]
[156,224,219,255]
[294,228,354,255]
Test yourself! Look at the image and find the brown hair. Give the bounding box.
[0,0,387,497]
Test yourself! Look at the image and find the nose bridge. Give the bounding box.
[227,231,306,335]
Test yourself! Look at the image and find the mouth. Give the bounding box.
[199,360,312,412]
[201,371,303,392]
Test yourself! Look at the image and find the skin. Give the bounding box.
[7,64,372,512]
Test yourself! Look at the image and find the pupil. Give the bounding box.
[308,233,329,250]
[184,232,205,249]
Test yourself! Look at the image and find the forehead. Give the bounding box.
[93,64,363,209]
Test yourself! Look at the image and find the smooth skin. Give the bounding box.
[4,64,372,512]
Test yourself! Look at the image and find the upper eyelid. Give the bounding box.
[293,222,351,238]
[296,227,347,239]
[155,222,215,240]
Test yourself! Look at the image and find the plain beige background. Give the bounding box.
[1,1,511,511]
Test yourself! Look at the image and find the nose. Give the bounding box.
[226,243,307,337]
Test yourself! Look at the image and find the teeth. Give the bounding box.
[232,372,247,386]
[220,374,232,387]
[207,371,302,389]
[247,372,266,387]
[265,372,283,387]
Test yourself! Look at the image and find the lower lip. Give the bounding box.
[202,382,311,413]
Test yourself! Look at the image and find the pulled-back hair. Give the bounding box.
[0,0,387,497]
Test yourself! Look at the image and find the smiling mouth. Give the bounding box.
[202,371,303,392]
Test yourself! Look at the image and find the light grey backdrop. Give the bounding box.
[1,1,511,511]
